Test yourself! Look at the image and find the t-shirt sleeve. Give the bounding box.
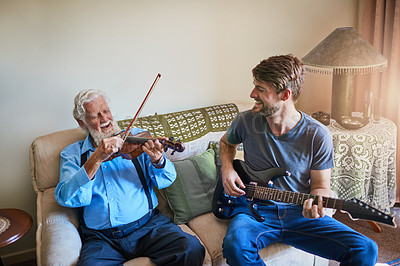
[226,113,245,144]
[311,127,334,170]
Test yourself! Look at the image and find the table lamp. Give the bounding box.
[302,27,387,129]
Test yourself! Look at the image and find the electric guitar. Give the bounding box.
[212,159,396,227]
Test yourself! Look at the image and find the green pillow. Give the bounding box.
[164,149,217,224]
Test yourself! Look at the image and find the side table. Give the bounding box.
[0,209,33,265]
[327,115,397,231]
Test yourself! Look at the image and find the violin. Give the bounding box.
[108,73,185,161]
[113,131,184,160]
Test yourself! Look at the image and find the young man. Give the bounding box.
[55,89,205,265]
[219,55,378,265]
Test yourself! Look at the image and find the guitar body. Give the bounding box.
[212,159,396,227]
[211,160,288,221]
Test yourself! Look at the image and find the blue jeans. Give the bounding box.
[223,204,378,266]
[78,211,205,266]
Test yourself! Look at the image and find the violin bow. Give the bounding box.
[122,73,161,143]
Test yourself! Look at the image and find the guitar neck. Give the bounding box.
[243,184,397,227]
[246,186,344,210]
[231,159,396,227]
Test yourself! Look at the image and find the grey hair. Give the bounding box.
[73,89,108,121]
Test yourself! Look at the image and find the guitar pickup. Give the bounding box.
[246,182,257,201]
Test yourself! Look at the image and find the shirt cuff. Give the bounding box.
[152,156,166,169]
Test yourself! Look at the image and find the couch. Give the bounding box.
[30,103,329,266]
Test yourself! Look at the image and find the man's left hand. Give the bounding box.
[302,196,325,219]
[143,137,166,164]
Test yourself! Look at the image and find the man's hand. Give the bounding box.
[115,136,167,162]
[84,136,123,180]
[219,133,245,197]
[142,137,167,164]
[222,169,246,197]
[95,136,124,162]
[302,196,325,219]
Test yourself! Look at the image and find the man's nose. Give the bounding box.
[250,87,258,98]
[99,112,108,122]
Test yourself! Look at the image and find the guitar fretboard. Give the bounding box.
[245,185,344,210]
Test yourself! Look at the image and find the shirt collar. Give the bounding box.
[81,134,96,155]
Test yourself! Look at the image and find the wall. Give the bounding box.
[0,0,357,261]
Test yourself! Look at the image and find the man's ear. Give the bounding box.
[77,119,87,130]
[281,88,292,101]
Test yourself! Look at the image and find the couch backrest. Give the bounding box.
[30,103,240,193]
[30,128,87,192]
[118,103,239,142]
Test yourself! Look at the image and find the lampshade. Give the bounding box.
[302,27,387,75]
[302,27,387,129]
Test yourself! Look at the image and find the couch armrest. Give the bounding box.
[37,188,82,266]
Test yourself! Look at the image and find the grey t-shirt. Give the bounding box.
[226,110,334,194]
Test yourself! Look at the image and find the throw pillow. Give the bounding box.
[164,149,217,224]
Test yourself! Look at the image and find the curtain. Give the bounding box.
[357,0,400,202]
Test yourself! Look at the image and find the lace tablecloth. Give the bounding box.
[327,115,397,210]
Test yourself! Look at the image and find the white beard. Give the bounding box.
[87,120,122,147]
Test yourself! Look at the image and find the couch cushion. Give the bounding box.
[123,224,212,266]
[166,131,225,161]
[187,212,230,265]
[164,149,217,224]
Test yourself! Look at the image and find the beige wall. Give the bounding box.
[0,0,357,261]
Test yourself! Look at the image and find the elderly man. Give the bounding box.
[55,89,205,265]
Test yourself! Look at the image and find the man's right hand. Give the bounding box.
[84,136,123,180]
[95,136,124,162]
[219,133,246,197]
[221,168,246,197]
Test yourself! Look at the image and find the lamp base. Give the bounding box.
[336,115,369,130]
[331,74,353,120]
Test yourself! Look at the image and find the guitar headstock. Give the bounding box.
[342,198,396,227]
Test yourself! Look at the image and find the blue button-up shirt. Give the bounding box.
[55,128,176,230]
